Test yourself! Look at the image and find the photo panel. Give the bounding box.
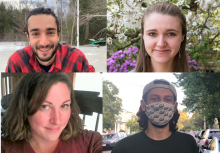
[107,1,220,72]
[103,72,220,152]
[0,0,107,72]
[1,72,103,153]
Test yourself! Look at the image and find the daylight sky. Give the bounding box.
[102,73,191,117]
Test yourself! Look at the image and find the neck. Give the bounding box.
[29,138,59,153]
[37,55,55,66]
[145,120,172,140]
[151,59,173,72]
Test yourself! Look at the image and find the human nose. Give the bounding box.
[50,109,61,125]
[39,34,49,47]
[157,35,167,47]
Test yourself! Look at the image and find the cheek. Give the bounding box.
[28,113,48,128]
[62,111,71,124]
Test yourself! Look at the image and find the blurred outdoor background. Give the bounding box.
[0,0,107,72]
[107,0,220,72]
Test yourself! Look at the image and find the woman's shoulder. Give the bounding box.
[62,130,102,153]
[1,137,33,153]
[75,129,102,142]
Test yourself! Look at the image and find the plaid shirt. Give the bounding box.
[5,43,95,72]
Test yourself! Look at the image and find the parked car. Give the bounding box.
[103,132,127,151]
[198,129,220,153]
[201,136,220,153]
[196,130,206,148]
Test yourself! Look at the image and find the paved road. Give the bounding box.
[0,42,106,72]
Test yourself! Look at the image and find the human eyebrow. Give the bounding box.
[30,28,40,32]
[46,27,56,31]
[43,100,71,104]
[62,100,71,104]
[166,29,179,32]
[164,95,174,99]
[146,29,157,32]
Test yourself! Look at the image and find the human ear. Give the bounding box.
[141,100,146,111]
[25,32,30,44]
[181,35,185,42]
[174,102,178,112]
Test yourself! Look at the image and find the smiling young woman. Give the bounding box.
[1,73,102,153]
[135,2,190,72]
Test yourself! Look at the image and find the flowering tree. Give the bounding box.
[107,0,220,71]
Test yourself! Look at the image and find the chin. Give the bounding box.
[153,57,174,64]
[151,122,169,128]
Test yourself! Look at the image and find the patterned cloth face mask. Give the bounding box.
[144,102,175,125]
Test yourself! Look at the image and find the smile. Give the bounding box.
[38,48,52,52]
[154,50,170,54]
[45,127,60,132]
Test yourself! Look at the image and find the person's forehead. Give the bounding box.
[28,14,57,31]
[144,13,182,31]
[147,88,174,97]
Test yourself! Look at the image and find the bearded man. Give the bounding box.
[6,7,94,72]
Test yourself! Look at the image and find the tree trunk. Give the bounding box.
[60,0,63,45]
[44,0,47,8]
[71,1,76,46]
[85,20,89,40]
[54,0,57,16]
[77,0,79,48]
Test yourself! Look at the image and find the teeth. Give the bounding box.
[39,48,50,51]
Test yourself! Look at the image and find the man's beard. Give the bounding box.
[31,43,58,62]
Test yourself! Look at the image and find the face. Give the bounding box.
[28,82,71,143]
[143,13,185,66]
[141,88,178,111]
[26,14,60,65]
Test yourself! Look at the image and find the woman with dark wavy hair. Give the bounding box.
[135,2,190,72]
[1,73,102,153]
[112,79,198,153]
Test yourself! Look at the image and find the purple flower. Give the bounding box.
[193,66,197,70]
[128,57,131,60]
[189,65,192,68]
[198,67,201,70]
[120,54,124,58]
[118,50,122,54]
[192,59,197,65]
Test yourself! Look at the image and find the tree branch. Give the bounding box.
[117,36,140,50]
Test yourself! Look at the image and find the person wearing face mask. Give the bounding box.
[111,79,198,153]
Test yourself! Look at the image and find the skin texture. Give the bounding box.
[25,14,60,66]
[140,88,178,140]
[28,82,71,153]
[143,13,185,72]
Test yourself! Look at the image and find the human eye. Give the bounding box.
[31,33,39,37]
[41,105,50,110]
[48,31,55,35]
[168,32,176,36]
[149,32,156,36]
[61,104,69,109]
[165,97,173,102]
[150,96,158,101]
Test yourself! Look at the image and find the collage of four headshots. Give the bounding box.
[0,0,220,153]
